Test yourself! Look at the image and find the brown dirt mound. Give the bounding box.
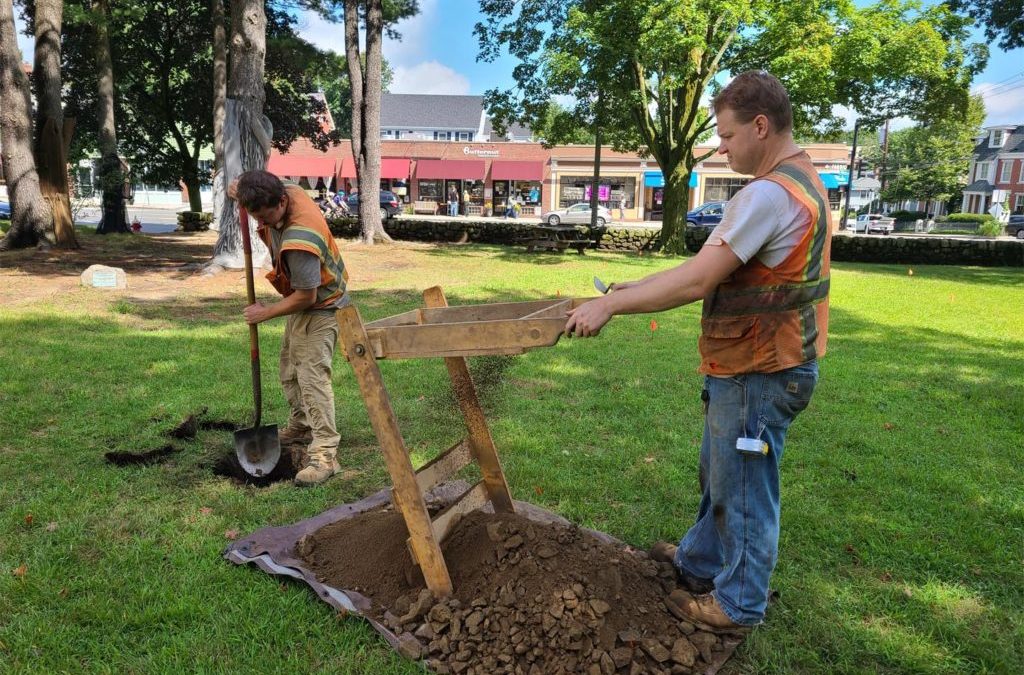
[299,508,743,674]
[212,450,297,486]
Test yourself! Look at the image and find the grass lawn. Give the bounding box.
[1,230,1022,673]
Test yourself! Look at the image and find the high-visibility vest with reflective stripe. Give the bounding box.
[698,153,831,376]
[258,185,349,310]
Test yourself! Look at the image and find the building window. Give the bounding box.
[381,130,392,138]
[976,162,991,182]
[417,179,442,201]
[558,176,636,209]
[703,177,750,203]
[457,131,472,141]
[433,131,452,141]
[1000,160,1013,183]
[1016,194,1024,214]
[990,129,1005,147]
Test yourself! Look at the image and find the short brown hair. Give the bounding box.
[712,71,793,132]
[236,170,285,211]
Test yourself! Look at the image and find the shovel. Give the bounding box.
[234,208,281,477]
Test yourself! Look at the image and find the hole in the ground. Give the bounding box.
[212,450,297,486]
[105,445,180,466]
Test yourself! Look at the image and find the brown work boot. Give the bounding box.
[294,457,340,487]
[278,425,312,445]
[664,589,750,633]
[649,541,714,594]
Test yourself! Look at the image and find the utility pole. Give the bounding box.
[841,120,860,231]
[878,118,890,212]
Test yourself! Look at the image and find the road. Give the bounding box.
[76,206,188,234]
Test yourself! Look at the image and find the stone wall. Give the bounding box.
[327,217,1023,266]
[831,234,1023,267]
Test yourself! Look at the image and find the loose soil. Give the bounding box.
[104,444,180,466]
[299,508,744,675]
[212,450,297,486]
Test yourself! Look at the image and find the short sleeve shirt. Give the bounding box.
[704,180,808,268]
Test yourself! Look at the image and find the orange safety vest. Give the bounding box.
[258,185,349,310]
[699,152,831,376]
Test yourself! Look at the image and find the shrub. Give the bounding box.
[944,212,995,224]
[177,211,213,232]
[889,210,927,222]
[978,220,1003,237]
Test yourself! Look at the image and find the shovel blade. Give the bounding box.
[234,424,281,478]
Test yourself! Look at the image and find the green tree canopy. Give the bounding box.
[949,0,1023,50]
[477,0,987,253]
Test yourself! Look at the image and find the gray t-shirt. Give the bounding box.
[269,228,348,315]
[704,180,808,268]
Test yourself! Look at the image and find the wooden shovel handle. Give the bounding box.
[239,208,263,428]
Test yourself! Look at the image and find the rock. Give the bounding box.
[504,534,524,550]
[589,599,611,616]
[689,631,716,663]
[80,264,128,290]
[415,623,435,641]
[610,647,634,669]
[671,637,697,667]
[396,632,423,660]
[486,521,505,542]
[677,621,696,635]
[429,604,453,624]
[641,637,671,663]
[536,543,558,558]
[617,629,641,645]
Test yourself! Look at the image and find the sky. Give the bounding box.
[13,0,1022,128]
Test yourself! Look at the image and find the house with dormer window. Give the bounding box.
[962,124,1024,216]
[379,94,533,143]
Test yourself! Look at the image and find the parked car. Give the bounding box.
[345,190,401,219]
[850,213,894,234]
[0,201,10,219]
[685,201,727,231]
[540,203,612,227]
[1006,215,1024,240]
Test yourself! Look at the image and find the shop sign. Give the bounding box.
[463,146,499,158]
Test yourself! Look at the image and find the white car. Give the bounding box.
[540,203,612,227]
[850,213,894,234]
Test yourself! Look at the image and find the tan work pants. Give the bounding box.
[280,312,340,463]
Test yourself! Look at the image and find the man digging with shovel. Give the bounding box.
[231,170,350,487]
[565,71,830,631]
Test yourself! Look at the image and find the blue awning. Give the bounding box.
[818,171,850,189]
[644,171,698,188]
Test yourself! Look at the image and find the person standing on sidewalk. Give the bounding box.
[231,170,351,487]
[564,71,831,630]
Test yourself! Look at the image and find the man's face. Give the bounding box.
[715,108,768,175]
[247,197,287,228]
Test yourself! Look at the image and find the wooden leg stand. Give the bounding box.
[336,286,515,599]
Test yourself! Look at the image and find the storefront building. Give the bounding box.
[267,140,852,221]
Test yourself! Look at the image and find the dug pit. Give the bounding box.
[297,507,745,674]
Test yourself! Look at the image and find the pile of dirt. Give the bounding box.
[299,508,744,674]
[212,450,297,486]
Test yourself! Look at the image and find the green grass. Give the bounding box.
[1,241,1022,673]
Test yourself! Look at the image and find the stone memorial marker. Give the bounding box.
[80,264,128,290]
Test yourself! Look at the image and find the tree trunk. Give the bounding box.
[182,161,203,212]
[209,0,270,271]
[0,0,55,251]
[32,0,78,248]
[211,0,227,230]
[346,0,391,245]
[93,0,129,235]
[659,161,691,254]
[589,90,602,229]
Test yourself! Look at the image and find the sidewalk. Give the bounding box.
[393,212,663,230]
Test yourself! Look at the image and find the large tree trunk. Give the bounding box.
[32,0,77,248]
[211,0,227,230]
[93,0,129,235]
[589,89,602,229]
[659,160,691,254]
[209,0,271,271]
[0,0,55,251]
[346,0,391,245]
[182,161,203,212]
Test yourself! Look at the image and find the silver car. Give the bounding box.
[540,203,612,227]
[851,213,894,234]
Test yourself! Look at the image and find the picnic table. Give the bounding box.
[521,224,595,254]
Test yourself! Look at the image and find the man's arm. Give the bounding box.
[565,243,743,337]
[244,288,317,324]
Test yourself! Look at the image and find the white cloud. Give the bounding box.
[972,80,1024,126]
[390,61,470,95]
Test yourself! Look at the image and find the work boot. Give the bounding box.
[664,590,750,633]
[294,457,340,487]
[278,425,312,445]
[649,541,715,594]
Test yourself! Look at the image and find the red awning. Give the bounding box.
[416,159,486,180]
[266,154,337,181]
[381,158,411,179]
[490,161,544,181]
[338,158,357,179]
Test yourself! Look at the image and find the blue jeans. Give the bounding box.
[675,360,818,625]
[448,202,458,216]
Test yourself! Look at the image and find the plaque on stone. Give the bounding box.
[80,264,128,290]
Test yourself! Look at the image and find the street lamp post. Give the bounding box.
[841,120,860,232]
